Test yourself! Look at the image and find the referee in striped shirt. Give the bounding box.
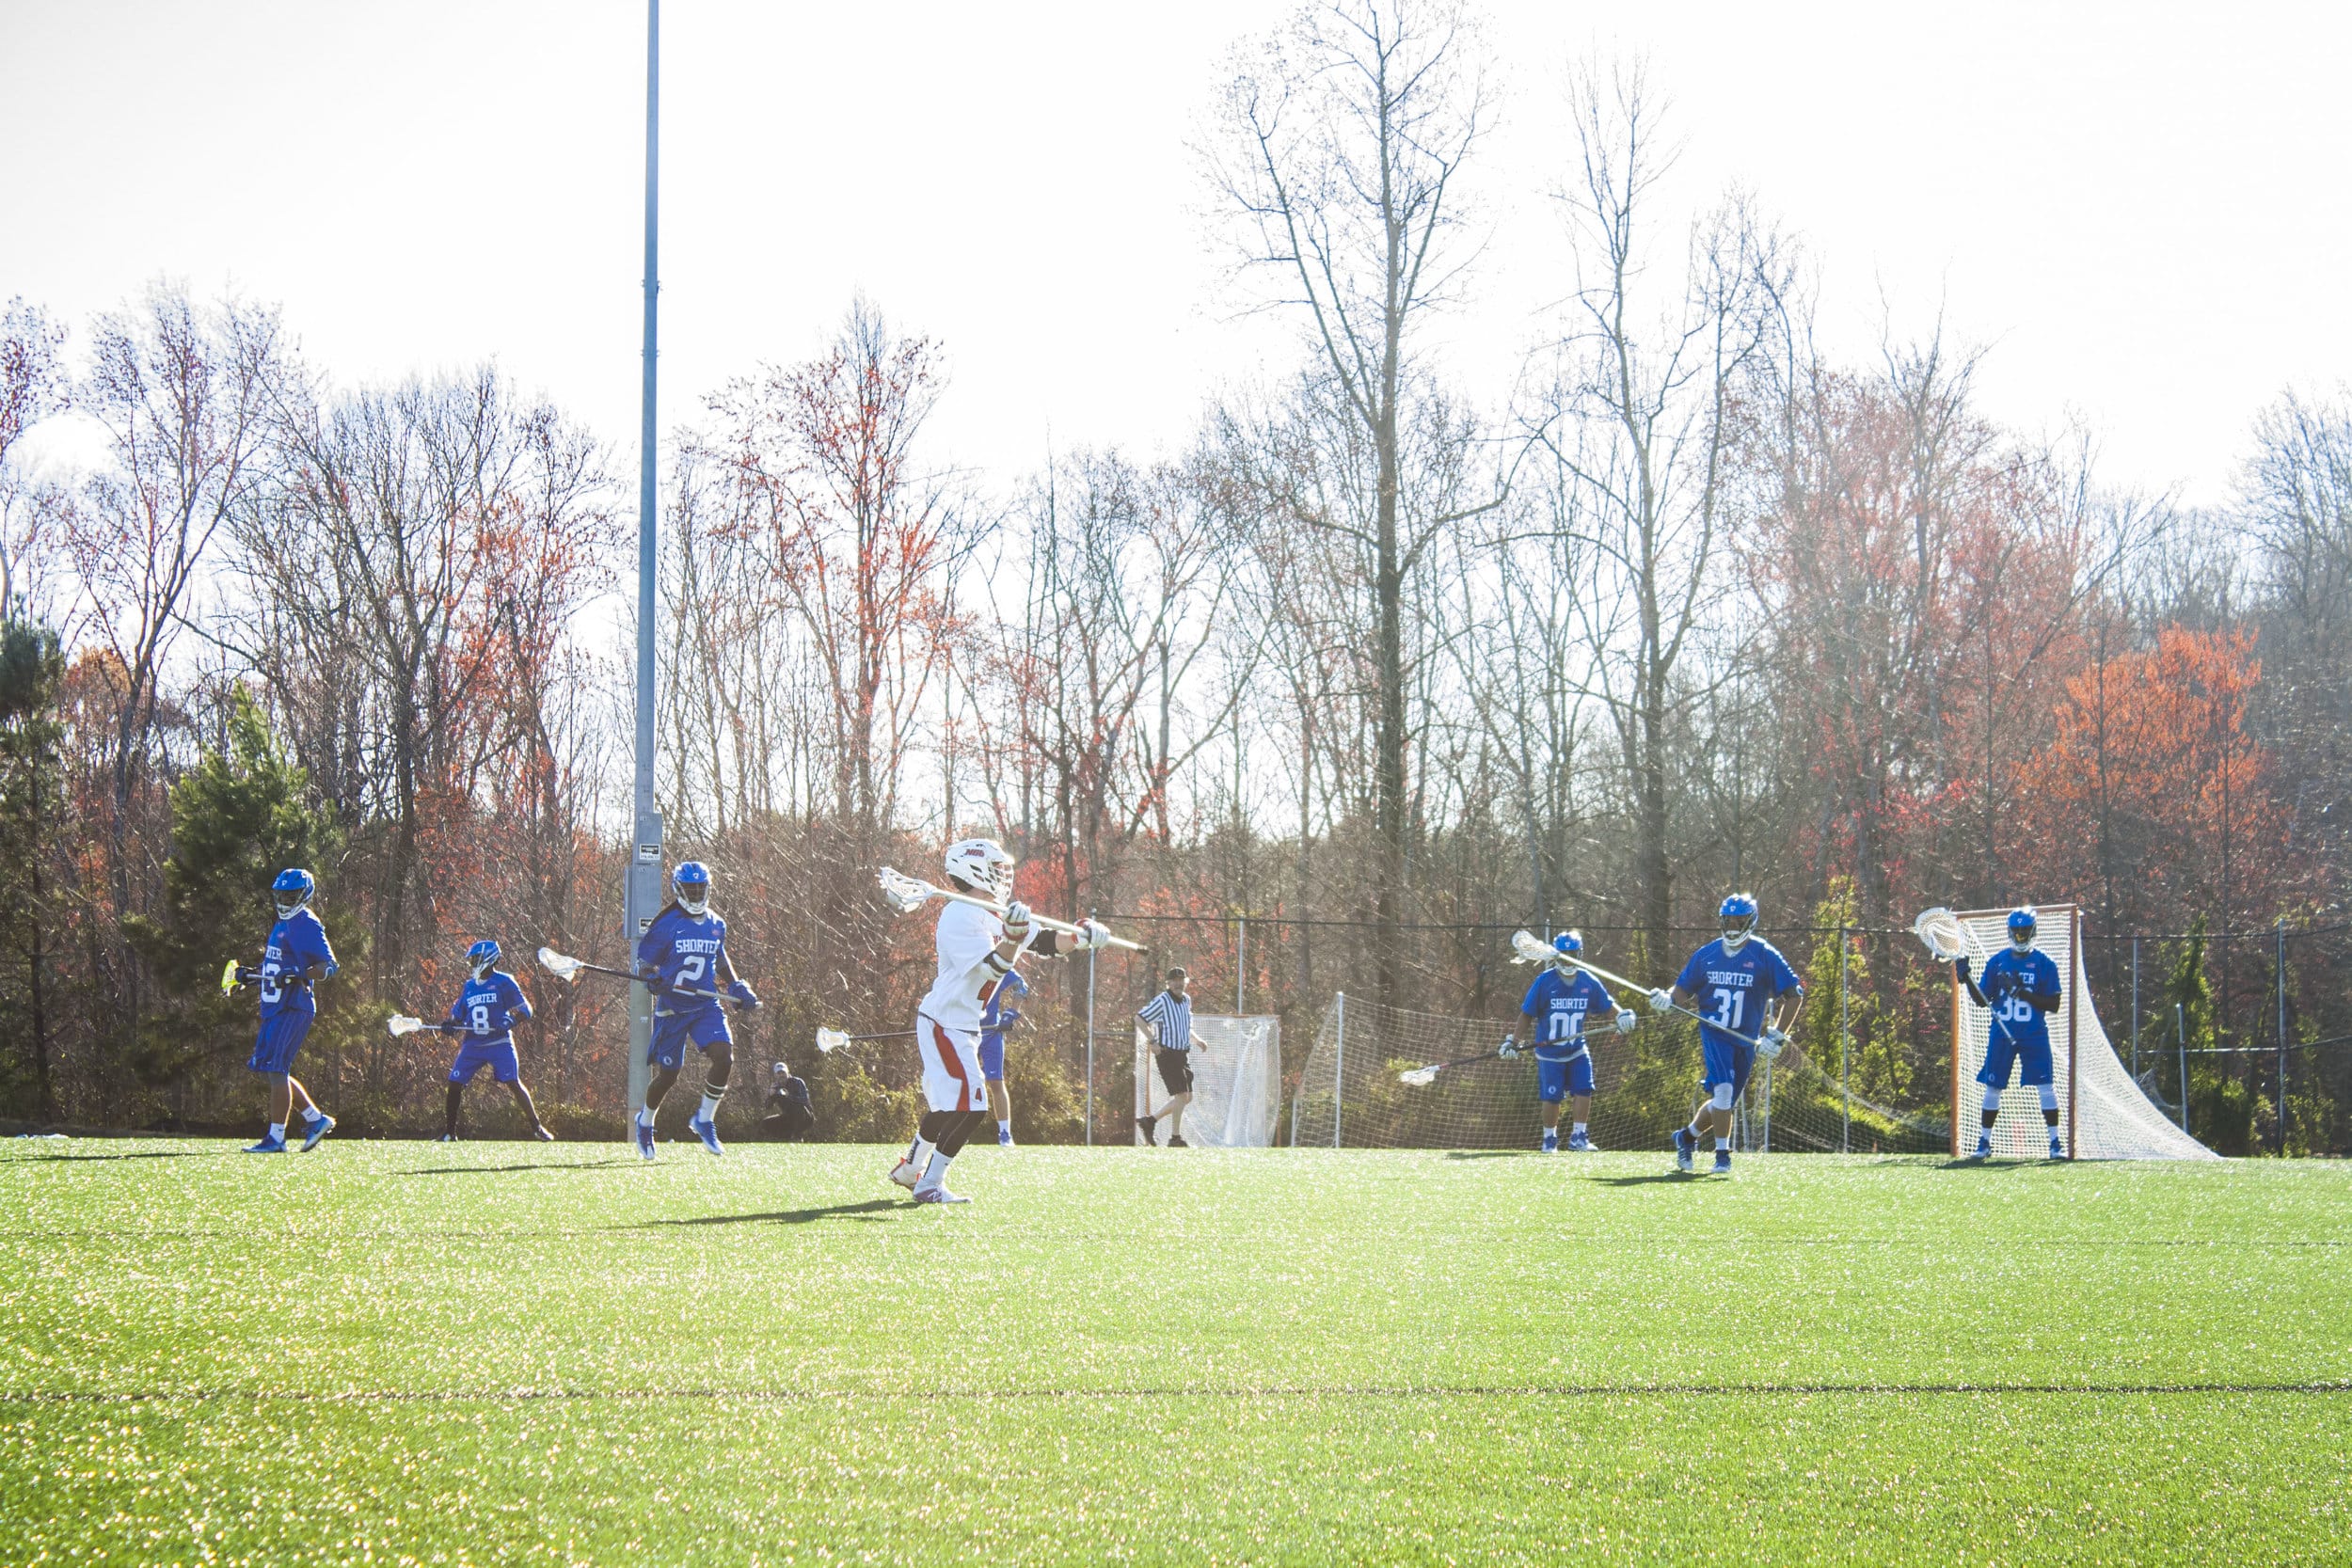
[1136,967,1198,1148]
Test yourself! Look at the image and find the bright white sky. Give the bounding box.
[4,0,2347,509]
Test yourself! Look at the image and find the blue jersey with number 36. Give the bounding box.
[1977,948,2059,1050]
[446,971,532,1046]
[637,906,729,1018]
[1676,937,1801,1052]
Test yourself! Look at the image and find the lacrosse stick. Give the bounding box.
[874,867,1146,952]
[815,1026,916,1055]
[1507,928,1777,1055]
[1398,1038,1521,1086]
[217,958,246,996]
[535,945,727,1004]
[387,1015,456,1037]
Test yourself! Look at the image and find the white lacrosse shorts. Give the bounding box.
[917,1016,989,1114]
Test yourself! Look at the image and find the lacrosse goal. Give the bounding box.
[1945,904,2215,1160]
[1135,1015,1281,1148]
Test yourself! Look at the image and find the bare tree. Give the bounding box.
[1210,0,1496,994]
[0,298,70,617]
[1531,63,1792,965]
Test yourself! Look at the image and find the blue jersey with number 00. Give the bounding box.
[1518,969,1615,1058]
[637,906,729,1018]
[1676,937,1801,1051]
[446,971,532,1046]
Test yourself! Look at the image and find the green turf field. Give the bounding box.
[3,1140,2346,1565]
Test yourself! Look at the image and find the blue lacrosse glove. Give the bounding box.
[728,978,760,1011]
[996,1007,1023,1030]
[1953,955,1972,982]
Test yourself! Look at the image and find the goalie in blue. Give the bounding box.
[1656,894,1804,1176]
[437,940,553,1144]
[631,861,759,1161]
[1955,906,2065,1159]
[230,868,339,1154]
[1506,931,1636,1151]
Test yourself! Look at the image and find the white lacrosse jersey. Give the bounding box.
[919,900,1014,1033]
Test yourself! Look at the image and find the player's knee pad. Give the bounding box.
[1710,1083,1735,1112]
[1983,1085,2005,1113]
[2037,1085,2058,1112]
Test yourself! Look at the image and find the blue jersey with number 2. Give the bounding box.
[637,906,729,1018]
[1676,937,1801,1051]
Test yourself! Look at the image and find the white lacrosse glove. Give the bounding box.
[1614,1007,1638,1035]
[1498,1035,1519,1059]
[1647,988,1676,1015]
[1757,1026,1789,1060]
[1074,918,1110,951]
[1000,900,1032,943]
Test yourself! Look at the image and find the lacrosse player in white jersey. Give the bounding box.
[891,839,1107,1203]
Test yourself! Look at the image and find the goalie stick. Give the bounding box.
[873,867,1147,952]
[535,945,728,1004]
[1507,928,1780,1056]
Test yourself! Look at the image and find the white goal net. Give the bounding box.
[1285,992,1944,1155]
[1947,904,2215,1160]
[1135,1015,1280,1148]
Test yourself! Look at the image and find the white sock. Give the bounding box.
[1715,1136,1730,1150]
[998,1119,1011,1137]
[917,1149,953,1190]
[909,1137,936,1171]
[698,1091,723,1121]
[268,1122,286,1141]
[637,1105,655,1127]
[300,1105,323,1124]
[1572,1121,1587,1135]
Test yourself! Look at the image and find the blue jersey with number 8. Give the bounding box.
[1676,936,1801,1052]
[637,906,729,1018]
[446,971,531,1046]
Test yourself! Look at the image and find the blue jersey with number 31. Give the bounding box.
[637,906,729,1018]
[1676,937,1801,1051]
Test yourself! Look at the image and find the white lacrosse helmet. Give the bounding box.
[943,838,1016,903]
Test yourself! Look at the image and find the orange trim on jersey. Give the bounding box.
[930,1019,979,1109]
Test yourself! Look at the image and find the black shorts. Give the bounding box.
[1155,1047,1194,1096]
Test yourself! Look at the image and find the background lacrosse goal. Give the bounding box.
[1135,1015,1281,1147]
[1285,992,1944,1154]
[1946,904,2216,1160]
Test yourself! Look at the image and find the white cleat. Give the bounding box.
[912,1185,970,1205]
[888,1158,921,1191]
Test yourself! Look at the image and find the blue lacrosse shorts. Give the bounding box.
[648,1006,732,1070]
[1701,1031,1756,1099]
[978,1034,1007,1083]
[1534,1050,1595,1102]
[1978,1034,2055,1089]
[448,1039,521,1085]
[246,1011,313,1076]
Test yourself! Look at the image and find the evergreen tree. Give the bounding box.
[0,617,67,1119]
[125,687,369,1117]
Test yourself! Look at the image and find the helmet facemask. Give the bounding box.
[673,862,712,917]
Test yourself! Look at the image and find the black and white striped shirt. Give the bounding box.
[1136,990,1193,1052]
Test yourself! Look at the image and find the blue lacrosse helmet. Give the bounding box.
[673,860,712,916]
[1719,892,1759,949]
[272,867,315,919]
[1552,930,1583,968]
[467,939,501,976]
[2008,906,2038,951]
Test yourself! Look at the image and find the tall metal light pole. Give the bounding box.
[625,0,665,1125]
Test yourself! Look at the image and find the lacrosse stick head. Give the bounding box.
[874,867,934,915]
[536,945,586,984]
[387,1015,429,1037]
[1913,908,1971,964]
[1508,928,1555,967]
[217,958,241,996]
[1397,1066,1440,1086]
[815,1026,851,1054]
